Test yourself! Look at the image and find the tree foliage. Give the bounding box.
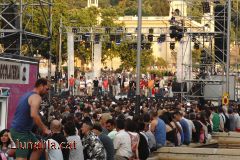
[117,42,154,71]
[155,57,168,68]
[100,8,118,27]
[101,42,119,65]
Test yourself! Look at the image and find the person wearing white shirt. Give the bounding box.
[106,119,118,140]
[79,77,86,96]
[113,119,132,160]
[86,77,93,96]
[45,139,63,160]
[64,121,84,160]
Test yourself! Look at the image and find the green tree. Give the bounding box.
[187,1,203,23]
[110,0,119,6]
[101,8,118,27]
[150,0,169,16]
[101,42,119,66]
[22,1,99,63]
[155,57,168,68]
[117,42,154,71]
[99,0,111,8]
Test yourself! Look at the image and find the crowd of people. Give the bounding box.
[63,72,174,99]
[1,78,240,160]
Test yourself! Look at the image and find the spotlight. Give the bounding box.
[116,35,121,45]
[82,34,87,42]
[72,27,78,34]
[170,43,175,50]
[110,35,115,42]
[106,42,111,50]
[175,27,183,41]
[94,34,100,44]
[194,43,200,50]
[148,35,153,42]
[158,34,166,43]
[84,33,91,41]
[170,26,177,39]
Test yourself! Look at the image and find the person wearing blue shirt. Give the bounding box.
[150,111,166,148]
[173,111,190,145]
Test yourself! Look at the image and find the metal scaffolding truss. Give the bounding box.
[64,26,218,47]
[176,0,240,102]
[0,0,52,55]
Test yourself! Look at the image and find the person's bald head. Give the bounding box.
[50,120,62,133]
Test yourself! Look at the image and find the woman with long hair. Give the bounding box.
[0,129,16,160]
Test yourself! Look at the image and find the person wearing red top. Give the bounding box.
[69,75,75,95]
[140,78,145,96]
[103,78,109,95]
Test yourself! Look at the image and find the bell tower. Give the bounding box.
[87,0,98,8]
[169,0,187,17]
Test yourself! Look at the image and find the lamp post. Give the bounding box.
[135,0,142,116]
[48,0,53,100]
[226,0,231,96]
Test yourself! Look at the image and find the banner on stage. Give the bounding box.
[0,60,29,84]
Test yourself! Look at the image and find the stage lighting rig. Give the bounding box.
[170,25,183,41]
[158,34,166,43]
